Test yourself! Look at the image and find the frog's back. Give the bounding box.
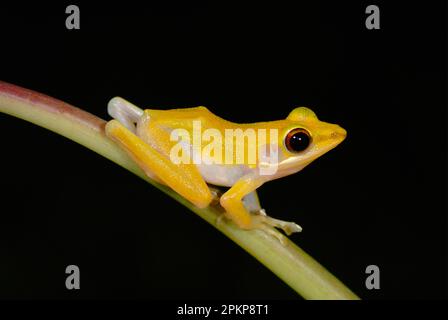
[145,106,238,132]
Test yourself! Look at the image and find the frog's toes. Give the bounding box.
[252,210,302,236]
[267,216,302,235]
[253,213,302,237]
[257,223,288,246]
[209,186,223,205]
[215,212,228,228]
[281,221,302,235]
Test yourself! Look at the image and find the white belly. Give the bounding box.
[176,140,252,187]
[197,163,249,187]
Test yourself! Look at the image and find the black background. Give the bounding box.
[0,1,446,300]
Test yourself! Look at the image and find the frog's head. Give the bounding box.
[264,107,346,178]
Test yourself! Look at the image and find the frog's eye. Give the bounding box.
[285,128,311,153]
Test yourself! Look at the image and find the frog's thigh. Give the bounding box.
[220,175,265,229]
[105,120,212,208]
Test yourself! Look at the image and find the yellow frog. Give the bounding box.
[105,97,346,240]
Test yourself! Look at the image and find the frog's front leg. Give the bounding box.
[220,174,302,239]
[242,192,302,235]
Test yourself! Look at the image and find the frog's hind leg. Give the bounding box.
[108,97,144,133]
[105,119,213,209]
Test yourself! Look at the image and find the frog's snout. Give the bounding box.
[331,126,347,142]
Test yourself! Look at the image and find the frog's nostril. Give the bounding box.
[331,127,347,140]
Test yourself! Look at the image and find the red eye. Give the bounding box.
[285,128,311,152]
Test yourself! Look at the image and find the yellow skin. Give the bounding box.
[105,97,346,240]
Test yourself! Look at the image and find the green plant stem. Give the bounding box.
[0,81,360,300]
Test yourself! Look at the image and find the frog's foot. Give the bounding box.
[209,186,223,206]
[254,221,289,245]
[252,210,302,236]
[108,97,143,133]
[215,212,227,228]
